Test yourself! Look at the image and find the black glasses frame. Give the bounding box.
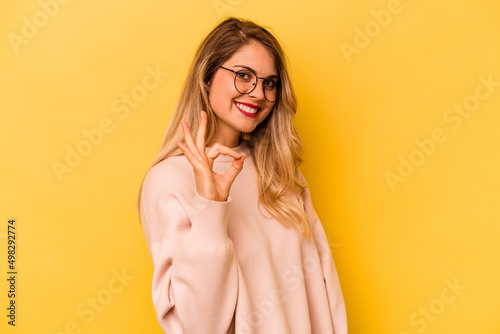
[219,66,281,102]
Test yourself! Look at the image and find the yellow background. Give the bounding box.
[1,0,499,333]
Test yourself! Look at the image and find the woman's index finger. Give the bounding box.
[181,120,202,160]
[195,111,207,155]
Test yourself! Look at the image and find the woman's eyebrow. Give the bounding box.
[233,65,279,79]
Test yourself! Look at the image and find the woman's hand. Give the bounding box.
[175,111,245,202]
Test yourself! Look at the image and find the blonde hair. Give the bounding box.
[137,17,313,238]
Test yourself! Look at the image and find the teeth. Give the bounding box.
[236,103,258,114]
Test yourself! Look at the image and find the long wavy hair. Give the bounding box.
[137,17,313,238]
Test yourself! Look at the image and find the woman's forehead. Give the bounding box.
[224,42,277,77]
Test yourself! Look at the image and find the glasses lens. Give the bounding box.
[263,81,278,102]
[234,70,280,102]
[234,70,256,93]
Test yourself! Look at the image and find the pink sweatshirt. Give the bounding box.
[140,141,347,333]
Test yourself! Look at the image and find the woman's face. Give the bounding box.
[208,41,277,147]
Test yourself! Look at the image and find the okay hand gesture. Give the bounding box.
[176,111,245,202]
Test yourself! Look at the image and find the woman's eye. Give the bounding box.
[264,80,277,89]
[237,71,252,80]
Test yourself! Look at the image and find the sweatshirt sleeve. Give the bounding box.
[296,169,348,334]
[140,161,238,334]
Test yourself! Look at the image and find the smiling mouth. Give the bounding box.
[234,102,261,117]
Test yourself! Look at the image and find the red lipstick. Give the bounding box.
[234,101,261,118]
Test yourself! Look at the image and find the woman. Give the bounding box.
[137,17,347,333]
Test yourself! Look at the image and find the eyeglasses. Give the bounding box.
[219,66,281,102]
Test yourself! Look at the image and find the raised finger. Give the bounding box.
[176,140,204,170]
[195,111,207,155]
[181,120,203,160]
